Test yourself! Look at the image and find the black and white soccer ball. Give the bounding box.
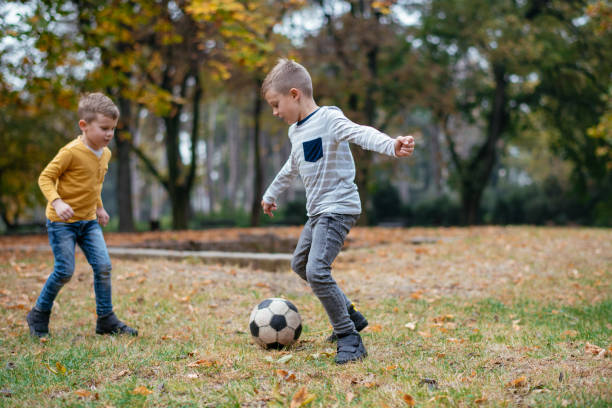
[249,298,302,350]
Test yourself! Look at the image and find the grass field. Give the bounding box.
[1,226,610,407]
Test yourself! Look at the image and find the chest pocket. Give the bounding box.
[302,137,323,163]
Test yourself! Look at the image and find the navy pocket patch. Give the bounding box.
[303,138,323,162]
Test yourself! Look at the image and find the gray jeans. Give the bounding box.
[291,213,359,335]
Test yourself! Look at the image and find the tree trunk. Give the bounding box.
[115,97,135,232]
[206,102,217,213]
[250,83,263,226]
[226,106,239,209]
[457,64,508,224]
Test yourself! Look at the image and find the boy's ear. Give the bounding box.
[78,119,88,132]
[289,88,300,99]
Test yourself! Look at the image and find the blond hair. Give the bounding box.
[261,58,313,98]
[78,92,120,122]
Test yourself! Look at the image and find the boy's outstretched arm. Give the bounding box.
[394,135,415,157]
[261,201,278,217]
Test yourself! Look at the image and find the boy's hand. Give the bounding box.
[96,207,110,227]
[52,199,74,221]
[261,200,277,217]
[395,135,415,157]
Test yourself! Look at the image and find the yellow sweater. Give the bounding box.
[39,137,111,222]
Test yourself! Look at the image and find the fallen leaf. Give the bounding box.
[432,314,454,323]
[405,321,417,330]
[113,370,130,380]
[276,369,296,381]
[402,393,416,406]
[346,391,355,404]
[562,330,578,338]
[290,386,315,408]
[506,376,527,388]
[475,396,487,403]
[277,354,293,364]
[383,365,398,371]
[584,342,609,358]
[368,324,382,332]
[187,359,218,368]
[410,291,423,300]
[74,389,91,397]
[417,331,431,338]
[131,386,153,395]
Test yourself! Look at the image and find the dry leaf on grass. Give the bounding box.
[410,291,423,299]
[432,314,454,323]
[131,386,153,395]
[405,321,417,330]
[401,393,416,406]
[584,342,610,358]
[368,324,382,332]
[276,369,296,382]
[346,391,355,403]
[187,359,218,368]
[506,376,527,388]
[561,329,578,338]
[113,369,129,380]
[74,389,91,397]
[42,362,67,376]
[290,386,315,408]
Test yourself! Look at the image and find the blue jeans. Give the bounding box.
[291,213,359,335]
[35,220,113,316]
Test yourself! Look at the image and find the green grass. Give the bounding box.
[1,226,610,407]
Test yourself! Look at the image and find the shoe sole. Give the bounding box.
[336,350,368,365]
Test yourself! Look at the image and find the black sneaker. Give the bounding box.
[327,303,368,342]
[335,332,367,364]
[26,307,51,338]
[96,311,138,336]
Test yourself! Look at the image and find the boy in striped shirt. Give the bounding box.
[261,59,414,364]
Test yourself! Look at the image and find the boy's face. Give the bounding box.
[264,88,301,125]
[79,114,118,150]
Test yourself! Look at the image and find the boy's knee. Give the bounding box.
[55,268,74,284]
[305,265,331,285]
[94,263,112,278]
[291,258,304,274]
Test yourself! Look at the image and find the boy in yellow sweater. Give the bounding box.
[26,93,137,338]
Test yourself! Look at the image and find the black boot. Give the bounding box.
[327,303,369,342]
[96,311,138,336]
[26,307,51,338]
[335,332,367,364]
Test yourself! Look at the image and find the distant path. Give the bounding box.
[0,245,292,271]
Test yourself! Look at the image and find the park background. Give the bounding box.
[1,2,611,407]
[1,0,610,233]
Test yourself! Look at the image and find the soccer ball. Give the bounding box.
[249,298,302,350]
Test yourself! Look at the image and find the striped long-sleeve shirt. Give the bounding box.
[262,106,397,217]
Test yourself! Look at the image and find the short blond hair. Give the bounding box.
[78,92,120,123]
[261,58,313,98]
